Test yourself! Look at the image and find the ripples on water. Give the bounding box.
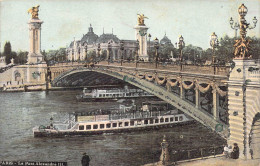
[0,91,225,166]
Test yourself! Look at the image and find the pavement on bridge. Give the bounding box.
[143,156,260,166]
[177,157,260,166]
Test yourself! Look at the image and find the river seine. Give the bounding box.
[0,90,225,166]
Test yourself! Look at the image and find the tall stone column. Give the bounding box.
[195,86,200,109]
[180,84,185,99]
[134,14,149,61]
[212,88,219,120]
[134,26,148,61]
[27,19,44,64]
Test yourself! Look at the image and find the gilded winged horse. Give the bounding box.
[137,14,148,25]
[28,5,40,19]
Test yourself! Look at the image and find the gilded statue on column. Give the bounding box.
[233,38,252,59]
[28,5,40,19]
[137,14,148,26]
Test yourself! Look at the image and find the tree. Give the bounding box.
[10,52,17,64]
[56,48,66,61]
[182,44,203,63]
[215,35,235,62]
[41,50,48,63]
[3,41,12,64]
[201,48,212,62]
[15,51,28,64]
[248,36,260,59]
[158,44,177,62]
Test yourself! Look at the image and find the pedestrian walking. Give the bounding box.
[223,144,229,158]
[81,152,90,166]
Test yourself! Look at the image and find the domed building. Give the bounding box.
[66,24,139,62]
[81,25,98,44]
[160,33,173,46]
[97,33,120,44]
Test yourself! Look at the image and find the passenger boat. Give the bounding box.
[76,86,154,101]
[33,112,193,137]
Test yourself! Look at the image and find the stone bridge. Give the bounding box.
[0,60,259,160]
[49,61,230,139]
[48,60,260,159]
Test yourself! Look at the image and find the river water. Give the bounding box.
[0,90,225,166]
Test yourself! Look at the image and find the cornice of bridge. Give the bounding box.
[95,64,229,85]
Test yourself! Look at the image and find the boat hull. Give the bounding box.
[76,95,156,102]
[33,120,194,137]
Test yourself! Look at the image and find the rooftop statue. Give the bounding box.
[28,5,40,19]
[137,14,148,26]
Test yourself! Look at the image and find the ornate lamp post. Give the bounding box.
[178,35,185,70]
[120,41,124,66]
[233,4,258,59]
[72,49,74,64]
[77,47,81,62]
[148,34,151,61]
[135,39,139,68]
[229,17,240,38]
[154,37,159,68]
[97,43,101,64]
[84,44,88,62]
[210,32,219,64]
[107,42,111,65]
[159,135,169,165]
[66,49,69,62]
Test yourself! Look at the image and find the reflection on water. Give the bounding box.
[0,91,225,166]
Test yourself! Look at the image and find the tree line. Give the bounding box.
[150,35,260,64]
[1,36,259,65]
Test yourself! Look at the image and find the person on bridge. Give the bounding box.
[81,152,90,166]
[223,144,229,158]
[231,143,239,159]
[228,145,232,158]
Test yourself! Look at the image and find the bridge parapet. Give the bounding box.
[97,61,230,76]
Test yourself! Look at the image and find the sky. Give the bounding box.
[0,0,259,52]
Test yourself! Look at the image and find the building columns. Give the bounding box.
[212,88,219,120]
[180,84,185,99]
[195,86,200,109]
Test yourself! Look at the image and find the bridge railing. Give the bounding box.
[142,145,224,165]
[96,61,230,76]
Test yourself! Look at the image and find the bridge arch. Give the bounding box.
[250,113,260,159]
[52,66,228,138]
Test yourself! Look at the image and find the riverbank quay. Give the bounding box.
[143,155,260,166]
[0,84,122,92]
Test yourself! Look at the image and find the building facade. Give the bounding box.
[66,25,174,62]
[66,25,139,62]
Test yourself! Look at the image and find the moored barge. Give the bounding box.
[33,113,193,137]
[76,86,154,101]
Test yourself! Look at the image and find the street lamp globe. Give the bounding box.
[154,37,159,49]
[178,35,185,48]
[97,43,101,51]
[210,32,219,48]
[238,3,248,16]
[179,35,184,42]
[229,17,234,25]
[253,16,258,25]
